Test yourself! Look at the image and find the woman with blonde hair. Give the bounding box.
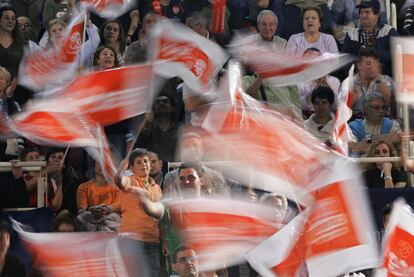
[363,139,407,188]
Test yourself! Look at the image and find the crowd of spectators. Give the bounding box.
[1,0,414,276]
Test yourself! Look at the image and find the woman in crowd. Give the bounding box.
[92,45,133,164]
[363,139,407,188]
[0,6,24,81]
[99,19,126,66]
[286,6,338,56]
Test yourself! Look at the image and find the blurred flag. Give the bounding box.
[10,218,148,277]
[392,37,414,103]
[167,198,281,271]
[376,199,414,277]
[19,11,86,91]
[210,0,226,33]
[331,65,356,156]
[247,160,379,277]
[230,36,353,87]
[80,0,134,18]
[149,20,228,95]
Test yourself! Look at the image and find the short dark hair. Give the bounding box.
[20,147,40,161]
[178,161,203,177]
[381,203,393,221]
[128,148,149,167]
[52,212,80,232]
[357,47,380,63]
[92,45,119,68]
[303,6,323,22]
[311,86,335,105]
[46,147,65,161]
[303,47,321,55]
[173,244,194,263]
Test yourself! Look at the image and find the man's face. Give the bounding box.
[174,249,199,277]
[313,97,332,118]
[149,153,162,176]
[365,98,386,124]
[179,168,202,197]
[17,16,31,40]
[258,14,277,42]
[143,13,159,34]
[359,7,379,29]
[358,56,381,81]
[130,155,151,178]
[153,96,174,114]
[180,137,203,162]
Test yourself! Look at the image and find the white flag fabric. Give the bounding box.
[149,20,228,96]
[392,37,414,103]
[79,0,135,18]
[376,198,414,277]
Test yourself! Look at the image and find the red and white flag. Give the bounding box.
[230,36,353,87]
[210,0,227,33]
[198,62,334,206]
[19,11,86,91]
[247,160,379,277]
[11,218,148,277]
[80,0,134,18]
[167,198,281,271]
[376,199,414,277]
[149,20,228,95]
[392,37,414,103]
[331,65,356,156]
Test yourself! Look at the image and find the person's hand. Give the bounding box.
[382,162,393,175]
[162,239,169,257]
[10,160,23,179]
[126,186,149,200]
[144,112,154,123]
[5,78,17,98]
[257,0,270,8]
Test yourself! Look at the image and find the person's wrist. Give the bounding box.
[384,175,393,180]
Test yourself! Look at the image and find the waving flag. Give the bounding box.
[11,218,149,277]
[377,199,414,276]
[197,61,334,206]
[392,37,414,103]
[331,65,356,156]
[80,0,134,18]
[247,160,379,277]
[149,20,228,95]
[230,35,353,87]
[167,198,281,271]
[19,11,86,91]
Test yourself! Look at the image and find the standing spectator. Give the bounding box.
[114,148,162,277]
[286,6,338,55]
[99,19,127,65]
[148,151,164,186]
[342,0,398,76]
[0,6,24,80]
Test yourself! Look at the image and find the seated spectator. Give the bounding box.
[286,6,338,56]
[342,0,398,76]
[304,86,336,144]
[16,16,41,53]
[185,11,230,46]
[99,19,127,65]
[0,220,26,277]
[136,94,182,163]
[348,93,401,156]
[148,151,164,186]
[51,211,82,232]
[76,161,121,232]
[259,192,288,224]
[163,132,230,198]
[20,147,43,207]
[248,0,284,36]
[282,0,333,40]
[172,244,200,277]
[247,9,286,52]
[298,48,340,115]
[348,48,395,119]
[363,139,407,188]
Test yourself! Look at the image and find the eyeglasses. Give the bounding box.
[177,255,197,264]
[368,105,387,111]
[179,175,197,182]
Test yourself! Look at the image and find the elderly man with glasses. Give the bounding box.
[348,92,401,156]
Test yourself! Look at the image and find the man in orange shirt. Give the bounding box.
[114,148,162,277]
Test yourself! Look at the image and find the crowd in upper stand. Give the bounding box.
[1,0,414,276]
